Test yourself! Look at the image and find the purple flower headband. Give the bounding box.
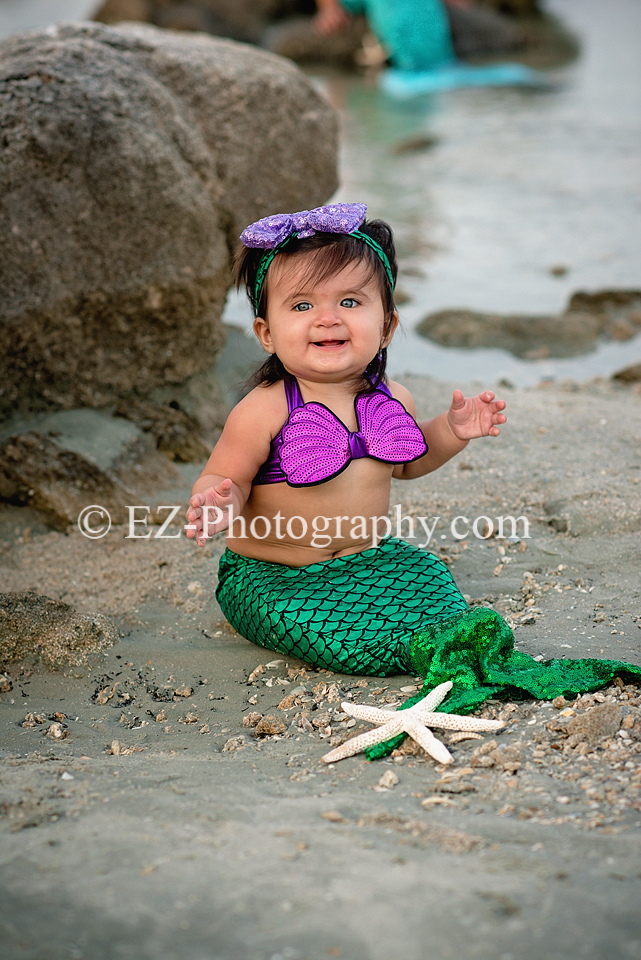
[239,203,395,312]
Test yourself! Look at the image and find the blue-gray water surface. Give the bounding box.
[2,0,640,386]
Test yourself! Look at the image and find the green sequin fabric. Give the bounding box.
[216,537,641,759]
[367,606,641,759]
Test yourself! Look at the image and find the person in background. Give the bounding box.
[313,0,543,93]
[314,0,472,73]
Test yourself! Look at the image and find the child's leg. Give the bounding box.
[365,0,455,72]
[216,538,468,677]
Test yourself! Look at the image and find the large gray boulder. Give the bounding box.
[0,22,338,419]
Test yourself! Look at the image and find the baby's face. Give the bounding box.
[253,256,396,383]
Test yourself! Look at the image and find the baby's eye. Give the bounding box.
[293,302,312,312]
[340,298,359,308]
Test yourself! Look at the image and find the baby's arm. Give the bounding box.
[390,383,506,480]
[313,0,351,35]
[186,388,280,546]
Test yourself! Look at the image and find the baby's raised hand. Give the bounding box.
[186,479,234,547]
[447,389,507,440]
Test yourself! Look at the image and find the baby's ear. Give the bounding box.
[382,310,399,347]
[253,316,275,353]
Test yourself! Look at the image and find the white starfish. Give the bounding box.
[321,681,505,765]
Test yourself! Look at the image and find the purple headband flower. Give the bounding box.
[240,202,394,312]
[240,203,368,249]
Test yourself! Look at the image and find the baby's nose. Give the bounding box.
[315,305,341,325]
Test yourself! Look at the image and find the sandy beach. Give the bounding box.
[2,374,640,960]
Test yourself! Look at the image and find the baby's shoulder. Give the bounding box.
[385,379,416,414]
[227,381,288,434]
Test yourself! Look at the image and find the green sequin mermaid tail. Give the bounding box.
[217,537,469,677]
[216,537,641,757]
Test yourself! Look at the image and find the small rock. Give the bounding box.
[0,674,13,693]
[567,704,623,744]
[254,715,287,737]
[22,712,47,728]
[174,686,193,698]
[374,769,399,791]
[325,684,341,702]
[391,134,438,155]
[95,683,120,705]
[45,722,68,740]
[435,780,476,794]
[552,696,567,709]
[199,724,210,734]
[222,735,247,752]
[242,712,263,728]
[61,771,74,781]
[154,711,167,722]
[321,810,348,823]
[108,738,144,755]
[613,362,641,383]
[178,712,199,724]
[311,712,331,729]
[277,694,297,711]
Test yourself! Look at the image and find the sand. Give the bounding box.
[1,374,641,960]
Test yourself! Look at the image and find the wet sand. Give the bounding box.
[1,375,640,960]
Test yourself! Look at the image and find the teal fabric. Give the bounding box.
[381,62,550,97]
[340,0,454,71]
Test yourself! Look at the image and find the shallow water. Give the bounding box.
[2,0,640,386]
[228,0,641,386]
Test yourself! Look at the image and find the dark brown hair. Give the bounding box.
[233,219,398,391]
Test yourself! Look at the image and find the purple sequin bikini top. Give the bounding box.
[253,376,428,487]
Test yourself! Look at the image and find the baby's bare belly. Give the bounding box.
[227,460,395,567]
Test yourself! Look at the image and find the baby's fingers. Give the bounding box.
[213,478,234,503]
[488,412,507,436]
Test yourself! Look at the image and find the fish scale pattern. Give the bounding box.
[216,537,468,676]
